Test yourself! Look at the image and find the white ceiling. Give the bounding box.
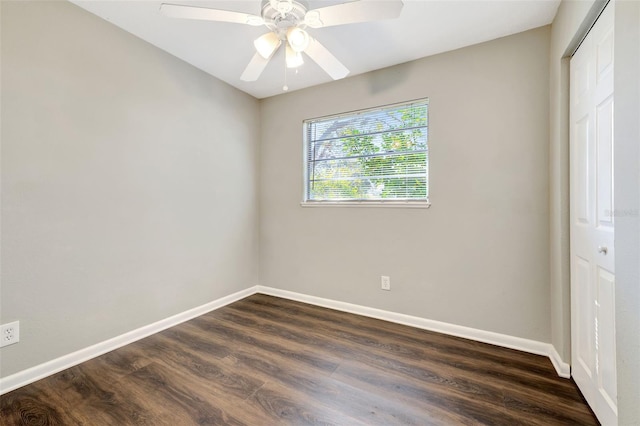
[71,0,560,99]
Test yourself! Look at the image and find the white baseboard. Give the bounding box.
[548,345,571,378]
[256,286,572,379]
[1,284,571,395]
[0,286,258,395]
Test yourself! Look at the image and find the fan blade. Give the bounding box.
[241,53,271,81]
[160,4,264,26]
[304,37,349,80]
[304,0,403,28]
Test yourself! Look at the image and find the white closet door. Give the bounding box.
[570,3,617,425]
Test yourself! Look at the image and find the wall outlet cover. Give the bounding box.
[0,321,20,348]
[381,276,391,291]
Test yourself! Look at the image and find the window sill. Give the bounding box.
[300,200,431,209]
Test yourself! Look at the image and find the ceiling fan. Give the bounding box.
[160,0,404,83]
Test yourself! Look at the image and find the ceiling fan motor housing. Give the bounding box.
[262,0,309,37]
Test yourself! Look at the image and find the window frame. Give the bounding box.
[301,99,431,208]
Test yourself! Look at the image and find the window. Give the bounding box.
[303,99,429,207]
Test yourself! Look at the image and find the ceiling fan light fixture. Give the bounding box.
[254,32,281,59]
[287,27,310,53]
[286,45,304,68]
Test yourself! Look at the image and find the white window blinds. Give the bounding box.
[304,99,429,203]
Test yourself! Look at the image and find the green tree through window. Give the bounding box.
[304,99,428,203]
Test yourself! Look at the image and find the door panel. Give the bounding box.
[596,30,614,81]
[575,116,590,225]
[575,256,594,377]
[596,95,614,228]
[596,267,617,408]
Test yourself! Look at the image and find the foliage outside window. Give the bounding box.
[303,99,429,205]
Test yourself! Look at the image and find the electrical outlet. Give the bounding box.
[0,321,20,348]
[381,275,391,291]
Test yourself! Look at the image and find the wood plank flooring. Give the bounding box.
[0,294,598,425]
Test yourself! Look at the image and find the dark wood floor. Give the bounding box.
[1,294,598,425]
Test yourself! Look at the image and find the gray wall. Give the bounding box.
[259,27,551,342]
[0,1,260,377]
